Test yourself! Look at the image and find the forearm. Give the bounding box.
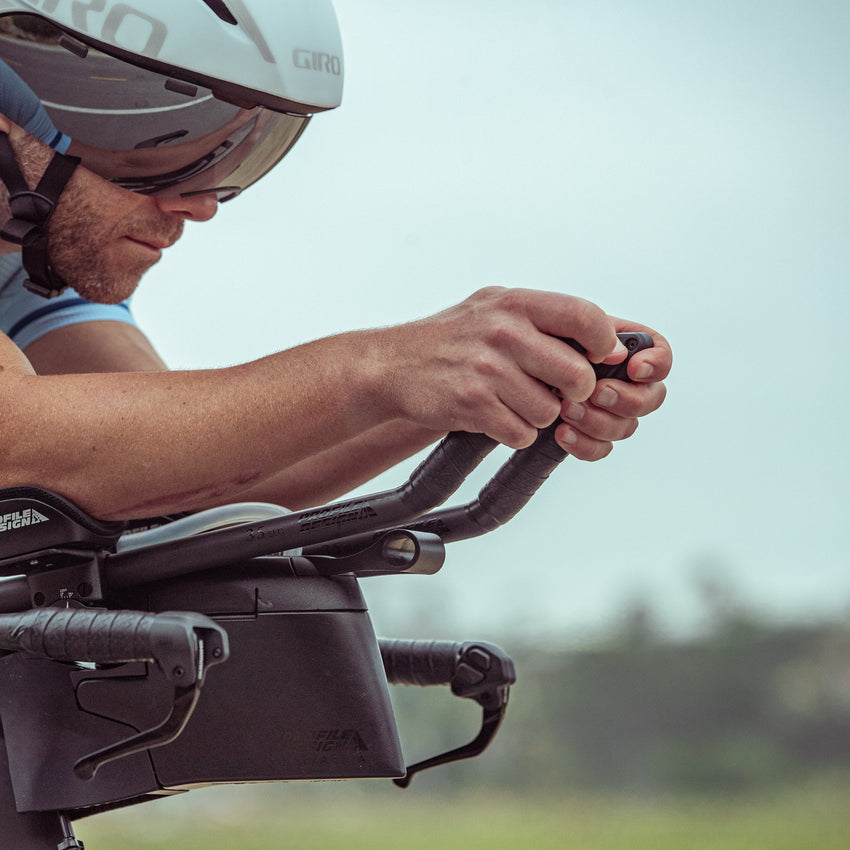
[22,323,440,512]
[0,330,391,520]
[228,420,444,510]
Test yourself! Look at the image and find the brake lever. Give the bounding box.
[71,612,229,780]
[380,639,516,788]
[394,701,508,789]
[0,607,230,780]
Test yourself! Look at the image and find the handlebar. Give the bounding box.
[0,608,222,682]
[381,638,516,706]
[379,638,516,787]
[307,417,567,557]
[381,638,460,687]
[99,430,499,590]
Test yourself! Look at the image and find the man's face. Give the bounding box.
[47,165,187,304]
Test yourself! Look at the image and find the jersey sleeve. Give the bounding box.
[0,59,71,151]
[0,256,139,349]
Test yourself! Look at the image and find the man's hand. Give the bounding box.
[372,288,671,454]
[558,317,671,460]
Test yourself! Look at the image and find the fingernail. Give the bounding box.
[565,402,585,422]
[635,362,653,380]
[560,427,578,446]
[596,387,618,408]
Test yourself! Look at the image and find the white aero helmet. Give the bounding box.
[0,0,344,201]
[0,1,343,296]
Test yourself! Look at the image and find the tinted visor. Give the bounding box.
[0,15,309,202]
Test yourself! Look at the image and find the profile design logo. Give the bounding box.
[0,508,49,534]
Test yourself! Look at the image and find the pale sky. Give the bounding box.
[132,0,850,642]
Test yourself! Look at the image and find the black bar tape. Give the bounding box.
[0,608,158,664]
[379,638,460,687]
[403,432,498,512]
[475,421,566,524]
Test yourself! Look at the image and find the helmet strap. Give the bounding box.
[0,131,81,299]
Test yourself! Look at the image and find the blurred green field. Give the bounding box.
[76,777,850,850]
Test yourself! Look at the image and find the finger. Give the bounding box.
[459,342,567,430]
[509,335,600,404]
[450,374,556,449]
[499,382,563,430]
[589,379,667,419]
[608,317,673,382]
[479,406,542,450]
[462,288,622,399]
[520,290,620,363]
[554,421,615,461]
[561,400,639,443]
[474,301,603,403]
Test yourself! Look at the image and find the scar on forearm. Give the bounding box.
[123,472,264,517]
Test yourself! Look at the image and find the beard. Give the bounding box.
[47,180,184,304]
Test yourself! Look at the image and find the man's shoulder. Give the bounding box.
[0,328,35,377]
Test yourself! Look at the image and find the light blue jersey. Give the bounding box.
[0,59,136,349]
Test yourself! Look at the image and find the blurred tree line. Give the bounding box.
[388,593,850,795]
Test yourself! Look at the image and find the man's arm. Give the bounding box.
[224,419,444,510]
[0,287,669,521]
[1,325,416,519]
[23,320,444,509]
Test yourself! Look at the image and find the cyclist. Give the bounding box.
[0,2,670,521]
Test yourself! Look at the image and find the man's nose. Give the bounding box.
[155,193,219,222]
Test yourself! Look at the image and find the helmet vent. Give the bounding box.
[201,0,239,25]
[58,34,88,59]
[165,79,199,98]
